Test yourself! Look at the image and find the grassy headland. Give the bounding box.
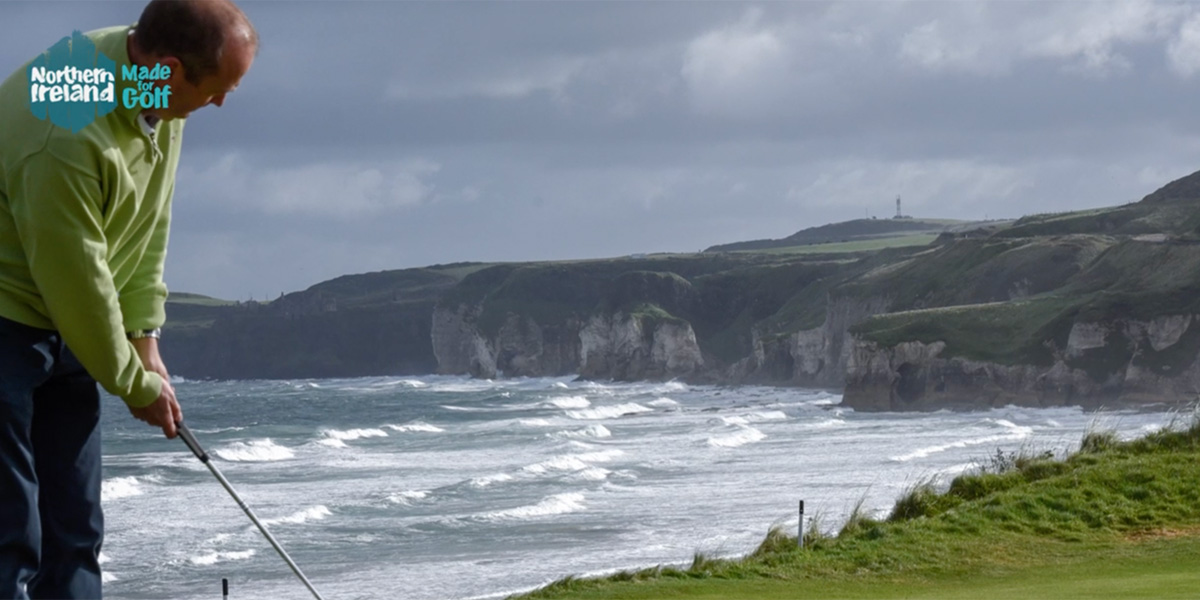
[516,419,1200,599]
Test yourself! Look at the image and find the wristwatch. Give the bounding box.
[127,328,162,340]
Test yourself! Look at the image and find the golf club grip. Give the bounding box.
[176,422,209,463]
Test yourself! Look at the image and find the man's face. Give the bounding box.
[158,42,254,120]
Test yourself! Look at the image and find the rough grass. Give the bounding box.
[745,233,939,255]
[514,418,1200,600]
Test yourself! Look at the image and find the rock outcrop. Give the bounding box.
[843,314,1200,411]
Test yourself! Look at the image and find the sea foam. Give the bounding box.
[546,396,591,409]
[214,439,294,462]
[386,422,445,433]
[890,419,1033,462]
[479,493,586,521]
[565,403,652,420]
[190,550,256,566]
[101,476,144,501]
[263,506,332,526]
[707,426,767,448]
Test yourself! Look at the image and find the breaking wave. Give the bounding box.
[707,426,767,448]
[101,476,144,501]
[478,493,586,521]
[214,439,295,462]
[546,396,591,409]
[190,550,256,566]
[889,419,1033,462]
[565,403,653,420]
[386,422,445,433]
[263,506,332,526]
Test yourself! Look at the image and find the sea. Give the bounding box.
[97,375,1180,600]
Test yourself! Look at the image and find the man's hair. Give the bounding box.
[132,0,257,85]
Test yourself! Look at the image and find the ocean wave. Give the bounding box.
[553,425,612,439]
[388,490,430,505]
[469,473,514,488]
[190,549,256,566]
[648,397,678,408]
[803,418,847,430]
[263,506,332,526]
[101,476,144,501]
[565,403,653,420]
[707,426,767,448]
[572,467,611,481]
[546,396,591,409]
[746,411,788,422]
[321,428,388,443]
[390,379,428,388]
[889,420,1033,462]
[101,572,118,583]
[193,426,247,434]
[523,455,589,475]
[524,449,622,475]
[478,493,586,521]
[520,418,554,427]
[385,422,445,433]
[214,439,295,462]
[98,552,111,565]
[552,382,569,389]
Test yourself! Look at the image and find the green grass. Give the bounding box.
[515,419,1200,600]
[744,233,939,255]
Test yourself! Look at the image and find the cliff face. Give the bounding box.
[731,295,890,388]
[843,314,1200,411]
[579,313,703,381]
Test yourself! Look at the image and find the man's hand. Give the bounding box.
[128,336,182,438]
[129,383,182,438]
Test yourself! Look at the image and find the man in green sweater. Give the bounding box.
[0,1,256,597]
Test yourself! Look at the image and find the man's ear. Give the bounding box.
[159,56,185,86]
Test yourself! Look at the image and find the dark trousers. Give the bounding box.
[0,316,103,600]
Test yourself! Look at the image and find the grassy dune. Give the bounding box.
[516,419,1200,599]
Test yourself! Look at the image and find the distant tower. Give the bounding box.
[895,195,902,219]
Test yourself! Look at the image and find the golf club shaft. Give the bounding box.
[177,422,326,600]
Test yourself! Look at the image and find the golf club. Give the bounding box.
[176,421,327,600]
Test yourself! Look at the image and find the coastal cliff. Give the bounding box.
[164,169,1200,412]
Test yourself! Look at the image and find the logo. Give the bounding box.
[28,31,116,132]
[29,30,172,133]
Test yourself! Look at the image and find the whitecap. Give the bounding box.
[387,490,430,505]
[520,418,554,427]
[547,396,591,409]
[707,426,767,448]
[385,422,445,433]
[321,428,388,442]
[523,456,590,475]
[391,379,428,388]
[565,403,653,420]
[317,438,348,449]
[190,549,256,566]
[554,425,612,439]
[98,552,111,565]
[101,476,143,501]
[746,411,788,422]
[102,572,118,583]
[469,473,514,488]
[214,439,294,462]
[889,421,1033,462]
[552,382,569,389]
[572,467,611,481]
[479,493,586,521]
[263,506,332,526]
[648,397,678,408]
[720,416,750,426]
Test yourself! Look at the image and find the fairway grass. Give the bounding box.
[745,234,939,255]
[516,422,1200,600]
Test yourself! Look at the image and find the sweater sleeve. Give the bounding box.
[7,149,163,407]
[119,182,170,331]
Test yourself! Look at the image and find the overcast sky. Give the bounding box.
[6,1,1200,300]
